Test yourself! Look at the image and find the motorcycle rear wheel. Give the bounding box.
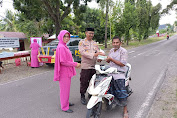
[86,102,102,118]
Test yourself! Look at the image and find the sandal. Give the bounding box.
[123,112,129,118]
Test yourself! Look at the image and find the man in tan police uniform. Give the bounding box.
[78,28,104,105]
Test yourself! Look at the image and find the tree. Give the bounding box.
[122,1,137,45]
[98,0,114,48]
[136,1,161,40]
[136,0,149,41]
[174,21,177,26]
[13,0,89,37]
[112,1,124,37]
[0,10,17,31]
[162,0,177,14]
[150,3,161,32]
[81,7,108,43]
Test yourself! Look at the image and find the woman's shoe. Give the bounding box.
[63,109,73,113]
[69,103,74,106]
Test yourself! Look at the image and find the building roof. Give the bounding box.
[47,34,56,40]
[0,32,27,39]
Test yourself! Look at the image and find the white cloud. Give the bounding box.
[151,0,176,25]
[0,0,16,19]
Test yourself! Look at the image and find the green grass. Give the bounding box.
[101,33,177,50]
[174,111,177,118]
[122,35,167,50]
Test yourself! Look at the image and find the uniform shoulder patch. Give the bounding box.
[79,41,83,46]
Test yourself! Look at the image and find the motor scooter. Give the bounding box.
[86,63,132,118]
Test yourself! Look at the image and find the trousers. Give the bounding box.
[80,69,96,94]
[59,76,71,111]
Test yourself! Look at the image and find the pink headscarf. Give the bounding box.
[30,39,40,50]
[54,30,76,81]
[57,30,70,46]
[33,39,37,42]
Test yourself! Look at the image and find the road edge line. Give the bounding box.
[0,70,52,86]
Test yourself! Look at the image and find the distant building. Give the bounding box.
[0,32,28,51]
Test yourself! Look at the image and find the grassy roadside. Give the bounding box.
[100,33,177,50]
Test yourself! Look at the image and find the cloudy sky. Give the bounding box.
[0,0,176,25]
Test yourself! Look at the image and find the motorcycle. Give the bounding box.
[86,63,132,118]
[167,35,169,40]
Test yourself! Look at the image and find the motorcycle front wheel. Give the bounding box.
[86,102,102,118]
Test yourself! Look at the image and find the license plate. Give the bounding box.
[41,58,48,62]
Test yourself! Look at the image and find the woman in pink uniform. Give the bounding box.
[30,39,41,68]
[54,30,81,113]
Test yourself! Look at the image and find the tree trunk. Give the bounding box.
[104,0,109,48]
[110,21,111,40]
[126,39,129,45]
[55,20,61,39]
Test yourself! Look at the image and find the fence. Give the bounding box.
[2,56,31,65]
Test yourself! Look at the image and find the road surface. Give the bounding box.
[1,35,177,118]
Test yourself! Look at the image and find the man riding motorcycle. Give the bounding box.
[167,33,169,40]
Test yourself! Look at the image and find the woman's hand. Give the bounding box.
[76,63,81,68]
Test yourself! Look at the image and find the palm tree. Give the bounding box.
[0,10,17,31]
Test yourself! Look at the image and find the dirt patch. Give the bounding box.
[0,62,53,84]
[147,52,177,118]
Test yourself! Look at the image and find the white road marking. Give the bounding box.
[137,53,144,56]
[0,70,52,86]
[134,67,166,118]
[155,52,161,56]
[129,51,135,54]
[129,56,136,60]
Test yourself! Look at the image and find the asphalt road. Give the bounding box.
[1,35,177,118]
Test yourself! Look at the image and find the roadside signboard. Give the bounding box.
[0,38,19,48]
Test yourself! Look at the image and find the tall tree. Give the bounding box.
[112,1,124,37]
[136,0,149,41]
[81,7,108,43]
[122,0,137,45]
[150,3,161,32]
[99,0,114,48]
[13,0,89,37]
[143,0,152,39]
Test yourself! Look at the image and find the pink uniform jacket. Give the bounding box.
[30,39,41,67]
[54,30,77,81]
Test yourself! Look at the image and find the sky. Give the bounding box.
[0,0,176,25]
